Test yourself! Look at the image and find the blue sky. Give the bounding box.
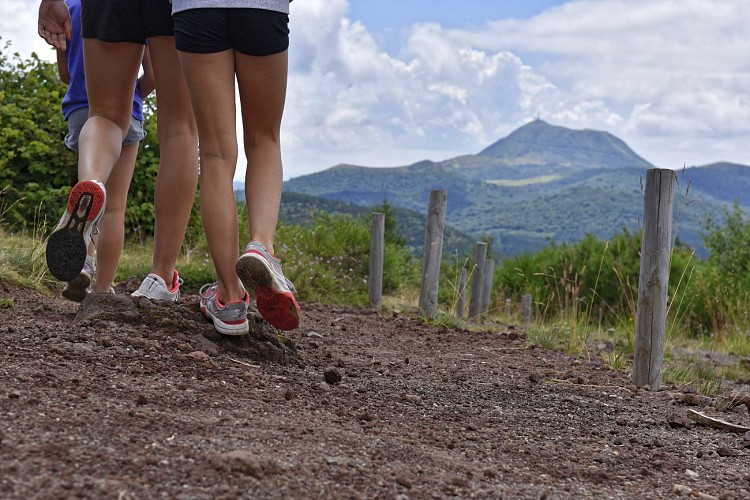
[2,0,750,182]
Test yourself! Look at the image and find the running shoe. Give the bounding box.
[131,270,183,301]
[46,179,106,282]
[199,282,249,335]
[235,241,300,331]
[62,254,95,302]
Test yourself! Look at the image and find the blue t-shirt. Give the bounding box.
[61,0,144,121]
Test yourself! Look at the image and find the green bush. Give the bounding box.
[275,212,415,306]
[494,229,698,329]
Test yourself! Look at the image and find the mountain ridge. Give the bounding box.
[278,120,749,257]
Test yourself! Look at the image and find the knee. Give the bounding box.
[243,129,281,151]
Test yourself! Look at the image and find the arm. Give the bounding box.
[137,45,155,98]
[55,48,69,84]
[38,0,72,51]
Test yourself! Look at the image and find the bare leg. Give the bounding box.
[178,49,245,302]
[235,50,288,256]
[78,39,143,184]
[91,143,138,292]
[147,36,199,284]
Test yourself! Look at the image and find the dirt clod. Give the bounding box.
[323,366,342,384]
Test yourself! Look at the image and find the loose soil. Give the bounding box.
[1,284,750,499]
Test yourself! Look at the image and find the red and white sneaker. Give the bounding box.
[199,283,249,335]
[235,241,300,331]
[46,179,106,282]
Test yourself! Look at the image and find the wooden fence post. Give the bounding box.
[468,242,487,321]
[521,294,532,323]
[480,259,495,319]
[504,298,512,316]
[418,190,447,319]
[368,212,385,309]
[456,267,467,319]
[633,168,676,391]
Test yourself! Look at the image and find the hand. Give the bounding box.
[38,0,71,50]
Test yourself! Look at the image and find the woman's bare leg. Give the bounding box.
[178,49,245,302]
[92,143,138,292]
[78,39,143,184]
[235,50,288,256]
[147,36,199,284]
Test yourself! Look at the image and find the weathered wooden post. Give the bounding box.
[480,259,495,319]
[368,212,385,309]
[468,242,487,321]
[418,190,447,319]
[504,298,512,316]
[521,294,532,323]
[456,267,467,319]
[633,168,676,391]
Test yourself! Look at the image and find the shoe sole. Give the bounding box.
[235,252,273,290]
[256,286,300,331]
[236,254,300,330]
[200,306,249,336]
[46,181,105,282]
[62,271,91,302]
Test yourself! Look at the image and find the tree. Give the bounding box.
[0,42,74,229]
[0,40,191,242]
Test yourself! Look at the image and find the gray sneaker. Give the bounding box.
[62,255,95,302]
[131,271,183,301]
[235,241,300,330]
[46,179,106,282]
[199,282,249,335]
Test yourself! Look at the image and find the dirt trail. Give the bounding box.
[1,289,749,499]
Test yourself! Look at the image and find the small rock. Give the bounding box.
[283,388,295,401]
[135,395,148,406]
[395,475,412,489]
[685,469,699,480]
[404,394,423,405]
[306,331,323,339]
[672,484,693,496]
[681,393,702,406]
[667,410,690,428]
[208,450,264,479]
[716,446,735,457]
[528,373,541,384]
[186,351,211,361]
[325,456,347,466]
[324,367,342,385]
[8,392,20,399]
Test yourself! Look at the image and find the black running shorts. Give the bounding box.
[173,8,289,56]
[81,0,174,43]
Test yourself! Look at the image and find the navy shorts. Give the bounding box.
[173,8,289,56]
[81,0,174,43]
